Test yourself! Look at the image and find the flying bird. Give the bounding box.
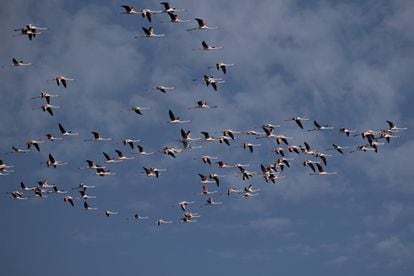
[285,116,309,129]
[52,76,74,88]
[189,100,218,109]
[193,41,223,51]
[58,123,79,136]
[32,92,59,104]
[160,2,185,13]
[187,18,218,31]
[46,153,67,168]
[208,62,235,74]
[33,103,60,116]
[161,12,190,23]
[155,85,175,93]
[86,132,112,141]
[308,120,334,131]
[168,109,191,123]
[129,105,151,115]
[135,27,166,38]
[10,58,31,67]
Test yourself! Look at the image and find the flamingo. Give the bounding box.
[178,200,195,211]
[303,160,320,173]
[187,18,218,31]
[257,126,277,138]
[72,183,96,190]
[14,24,46,40]
[168,109,191,123]
[189,100,218,109]
[33,103,60,116]
[275,135,293,145]
[216,161,236,169]
[379,131,399,143]
[227,188,243,196]
[238,166,256,180]
[142,167,166,178]
[200,155,218,165]
[208,62,235,74]
[201,131,218,142]
[180,128,201,142]
[130,105,151,115]
[310,163,337,176]
[83,201,97,210]
[160,2,185,13]
[52,76,74,88]
[200,186,217,195]
[274,147,285,157]
[339,127,357,137]
[14,27,39,40]
[0,160,14,173]
[287,146,301,154]
[102,152,123,163]
[104,211,118,217]
[386,120,407,132]
[264,172,285,183]
[308,120,334,131]
[46,153,67,168]
[198,173,215,184]
[193,41,223,51]
[155,85,175,93]
[370,141,385,153]
[33,187,46,198]
[63,196,75,206]
[82,160,105,170]
[161,12,190,23]
[10,191,27,200]
[133,214,149,220]
[46,133,63,141]
[135,27,166,38]
[162,147,182,158]
[244,184,260,193]
[245,130,265,136]
[285,116,309,129]
[218,135,231,146]
[202,75,225,91]
[52,185,67,194]
[86,131,112,141]
[78,190,96,200]
[209,173,223,187]
[156,218,173,226]
[58,123,79,136]
[121,6,161,22]
[243,142,261,153]
[181,216,197,223]
[95,168,116,176]
[329,144,350,154]
[313,152,331,166]
[222,129,241,140]
[121,5,139,14]
[11,146,30,153]
[115,150,135,160]
[183,212,200,219]
[263,123,281,129]
[205,197,222,206]
[136,145,154,156]
[32,92,59,104]
[10,58,31,67]
[20,182,35,191]
[27,139,45,151]
[123,138,140,149]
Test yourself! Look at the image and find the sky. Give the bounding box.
[1,0,413,275]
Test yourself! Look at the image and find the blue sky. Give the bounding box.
[1,0,413,275]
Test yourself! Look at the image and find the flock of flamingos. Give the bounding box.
[2,2,407,226]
